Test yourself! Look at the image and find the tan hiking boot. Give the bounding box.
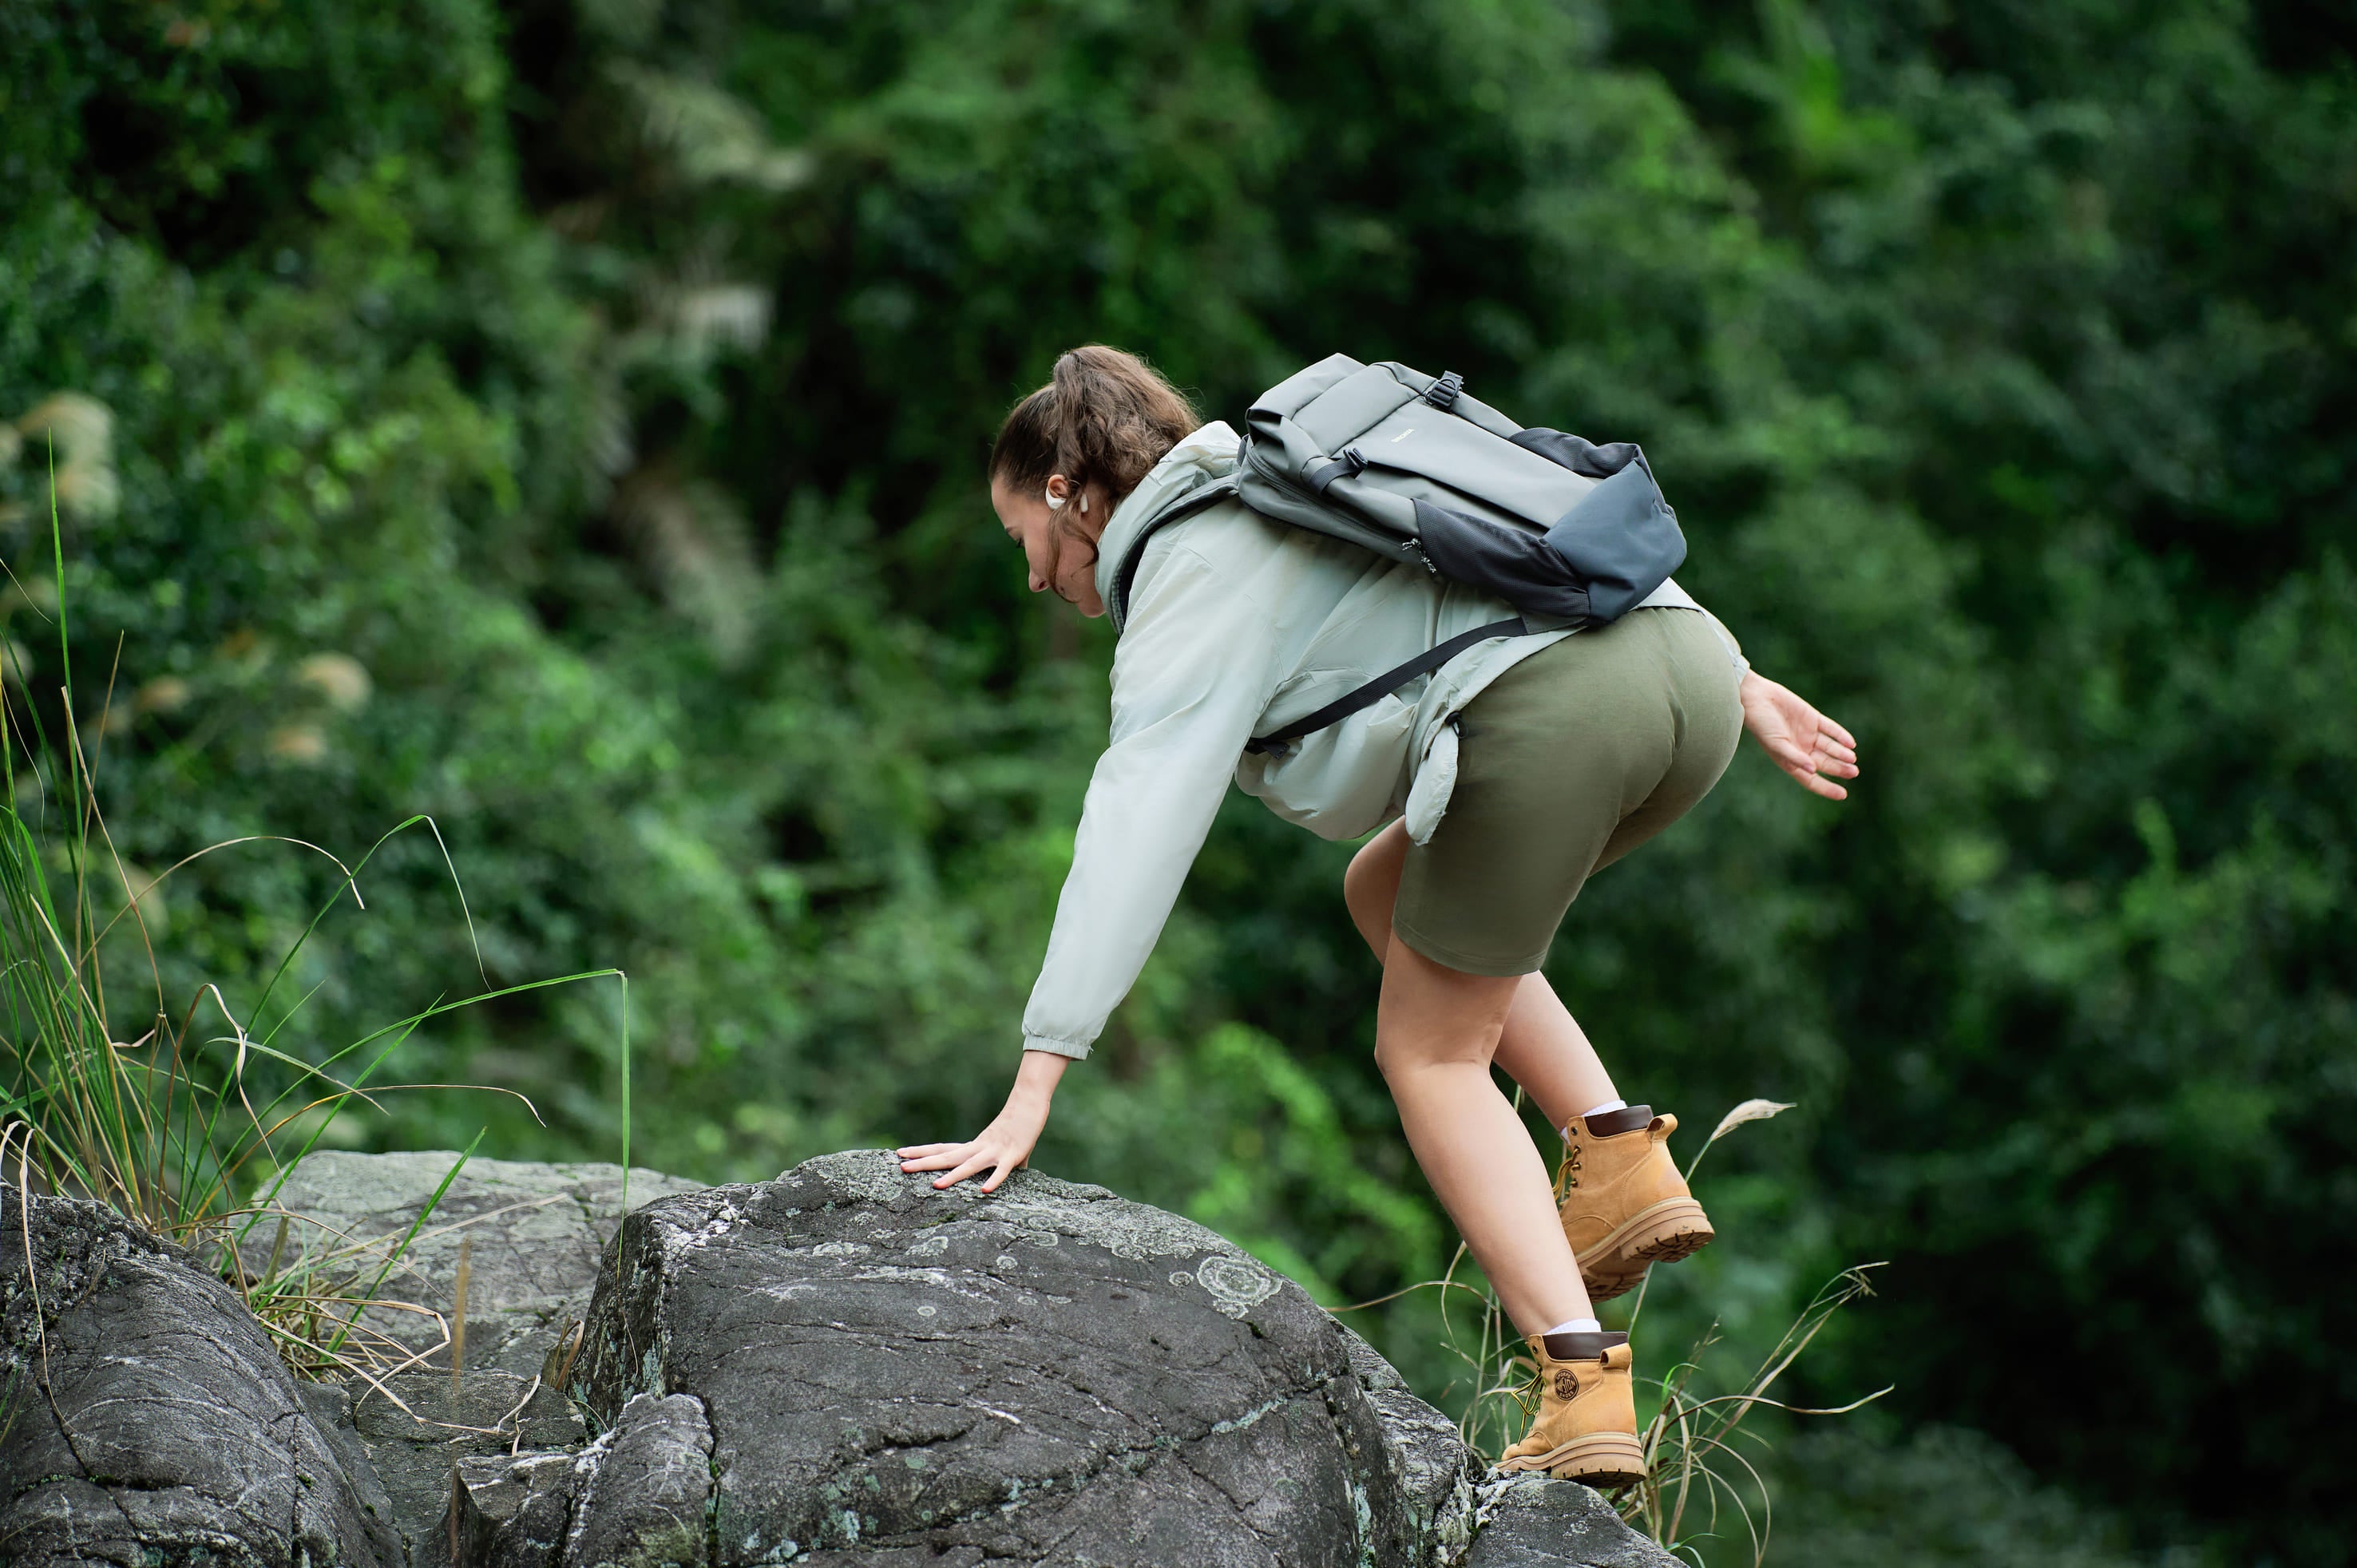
[1556,1104,1713,1302]
[1496,1328,1646,1487]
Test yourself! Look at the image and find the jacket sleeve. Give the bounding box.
[1020,540,1281,1059]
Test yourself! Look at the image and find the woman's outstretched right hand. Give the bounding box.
[1737,672,1860,800]
[897,1047,1070,1194]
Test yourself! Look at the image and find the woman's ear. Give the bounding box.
[1044,473,1075,510]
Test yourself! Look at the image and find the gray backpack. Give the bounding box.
[1109,354,1686,755]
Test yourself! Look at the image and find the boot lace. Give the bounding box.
[1552,1138,1583,1201]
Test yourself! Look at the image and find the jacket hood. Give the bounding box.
[1092,421,1240,610]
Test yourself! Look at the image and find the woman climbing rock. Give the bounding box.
[896,345,1859,1487]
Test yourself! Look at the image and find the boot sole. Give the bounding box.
[1574,1198,1715,1301]
[1498,1431,1648,1488]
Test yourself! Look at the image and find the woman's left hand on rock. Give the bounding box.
[897,1047,1068,1193]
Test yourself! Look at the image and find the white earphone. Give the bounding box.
[1044,485,1088,513]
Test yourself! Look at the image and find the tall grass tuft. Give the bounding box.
[1374,1095,1886,1566]
[0,437,630,1402]
[1615,1260,1888,1564]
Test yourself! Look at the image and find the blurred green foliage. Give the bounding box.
[2,0,2350,1560]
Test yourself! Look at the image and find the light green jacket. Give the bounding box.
[1020,422,1745,1059]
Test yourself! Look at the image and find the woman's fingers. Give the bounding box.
[1783,754,1846,797]
[1808,719,1856,758]
[934,1149,1000,1190]
[1787,743,1849,796]
[1812,727,1860,777]
[909,1150,966,1188]
[898,1141,1030,1193]
[1746,683,1860,798]
[1772,740,1852,799]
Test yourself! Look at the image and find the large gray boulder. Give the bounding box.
[0,1182,406,1568]
[2,1151,1677,1568]
[530,1149,1670,1568]
[557,1150,1464,1566]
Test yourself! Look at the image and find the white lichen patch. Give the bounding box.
[659,1195,749,1260]
[842,1265,959,1286]
[1193,1254,1281,1319]
[974,1193,1233,1262]
[801,1150,917,1206]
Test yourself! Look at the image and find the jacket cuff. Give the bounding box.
[1700,609,1750,675]
[1023,1031,1093,1061]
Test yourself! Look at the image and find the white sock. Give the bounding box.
[1543,1317,1602,1337]
[1560,1099,1626,1138]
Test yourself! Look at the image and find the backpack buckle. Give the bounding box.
[1308,446,1371,495]
[1425,371,1464,411]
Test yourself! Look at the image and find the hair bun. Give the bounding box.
[990,346,1200,510]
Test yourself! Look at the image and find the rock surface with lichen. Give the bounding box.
[1,1151,1677,1567]
[0,1183,406,1568]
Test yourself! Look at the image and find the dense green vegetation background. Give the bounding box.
[4,0,2350,1560]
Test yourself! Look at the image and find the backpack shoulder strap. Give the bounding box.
[1106,469,1242,631]
[1242,616,1527,756]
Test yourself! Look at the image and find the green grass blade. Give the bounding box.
[321,1128,484,1360]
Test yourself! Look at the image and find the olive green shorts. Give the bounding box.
[1392,607,1743,976]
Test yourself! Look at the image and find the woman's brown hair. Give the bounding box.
[989,346,1200,509]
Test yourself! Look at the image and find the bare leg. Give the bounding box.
[1343,821,1617,1130]
[1493,984,1618,1134]
[1374,932,1594,1333]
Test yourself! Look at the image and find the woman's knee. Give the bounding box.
[1373,1005,1512,1085]
[1373,941,1517,1082]
[1343,820,1411,956]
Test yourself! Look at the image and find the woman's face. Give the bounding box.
[992,472,1107,619]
